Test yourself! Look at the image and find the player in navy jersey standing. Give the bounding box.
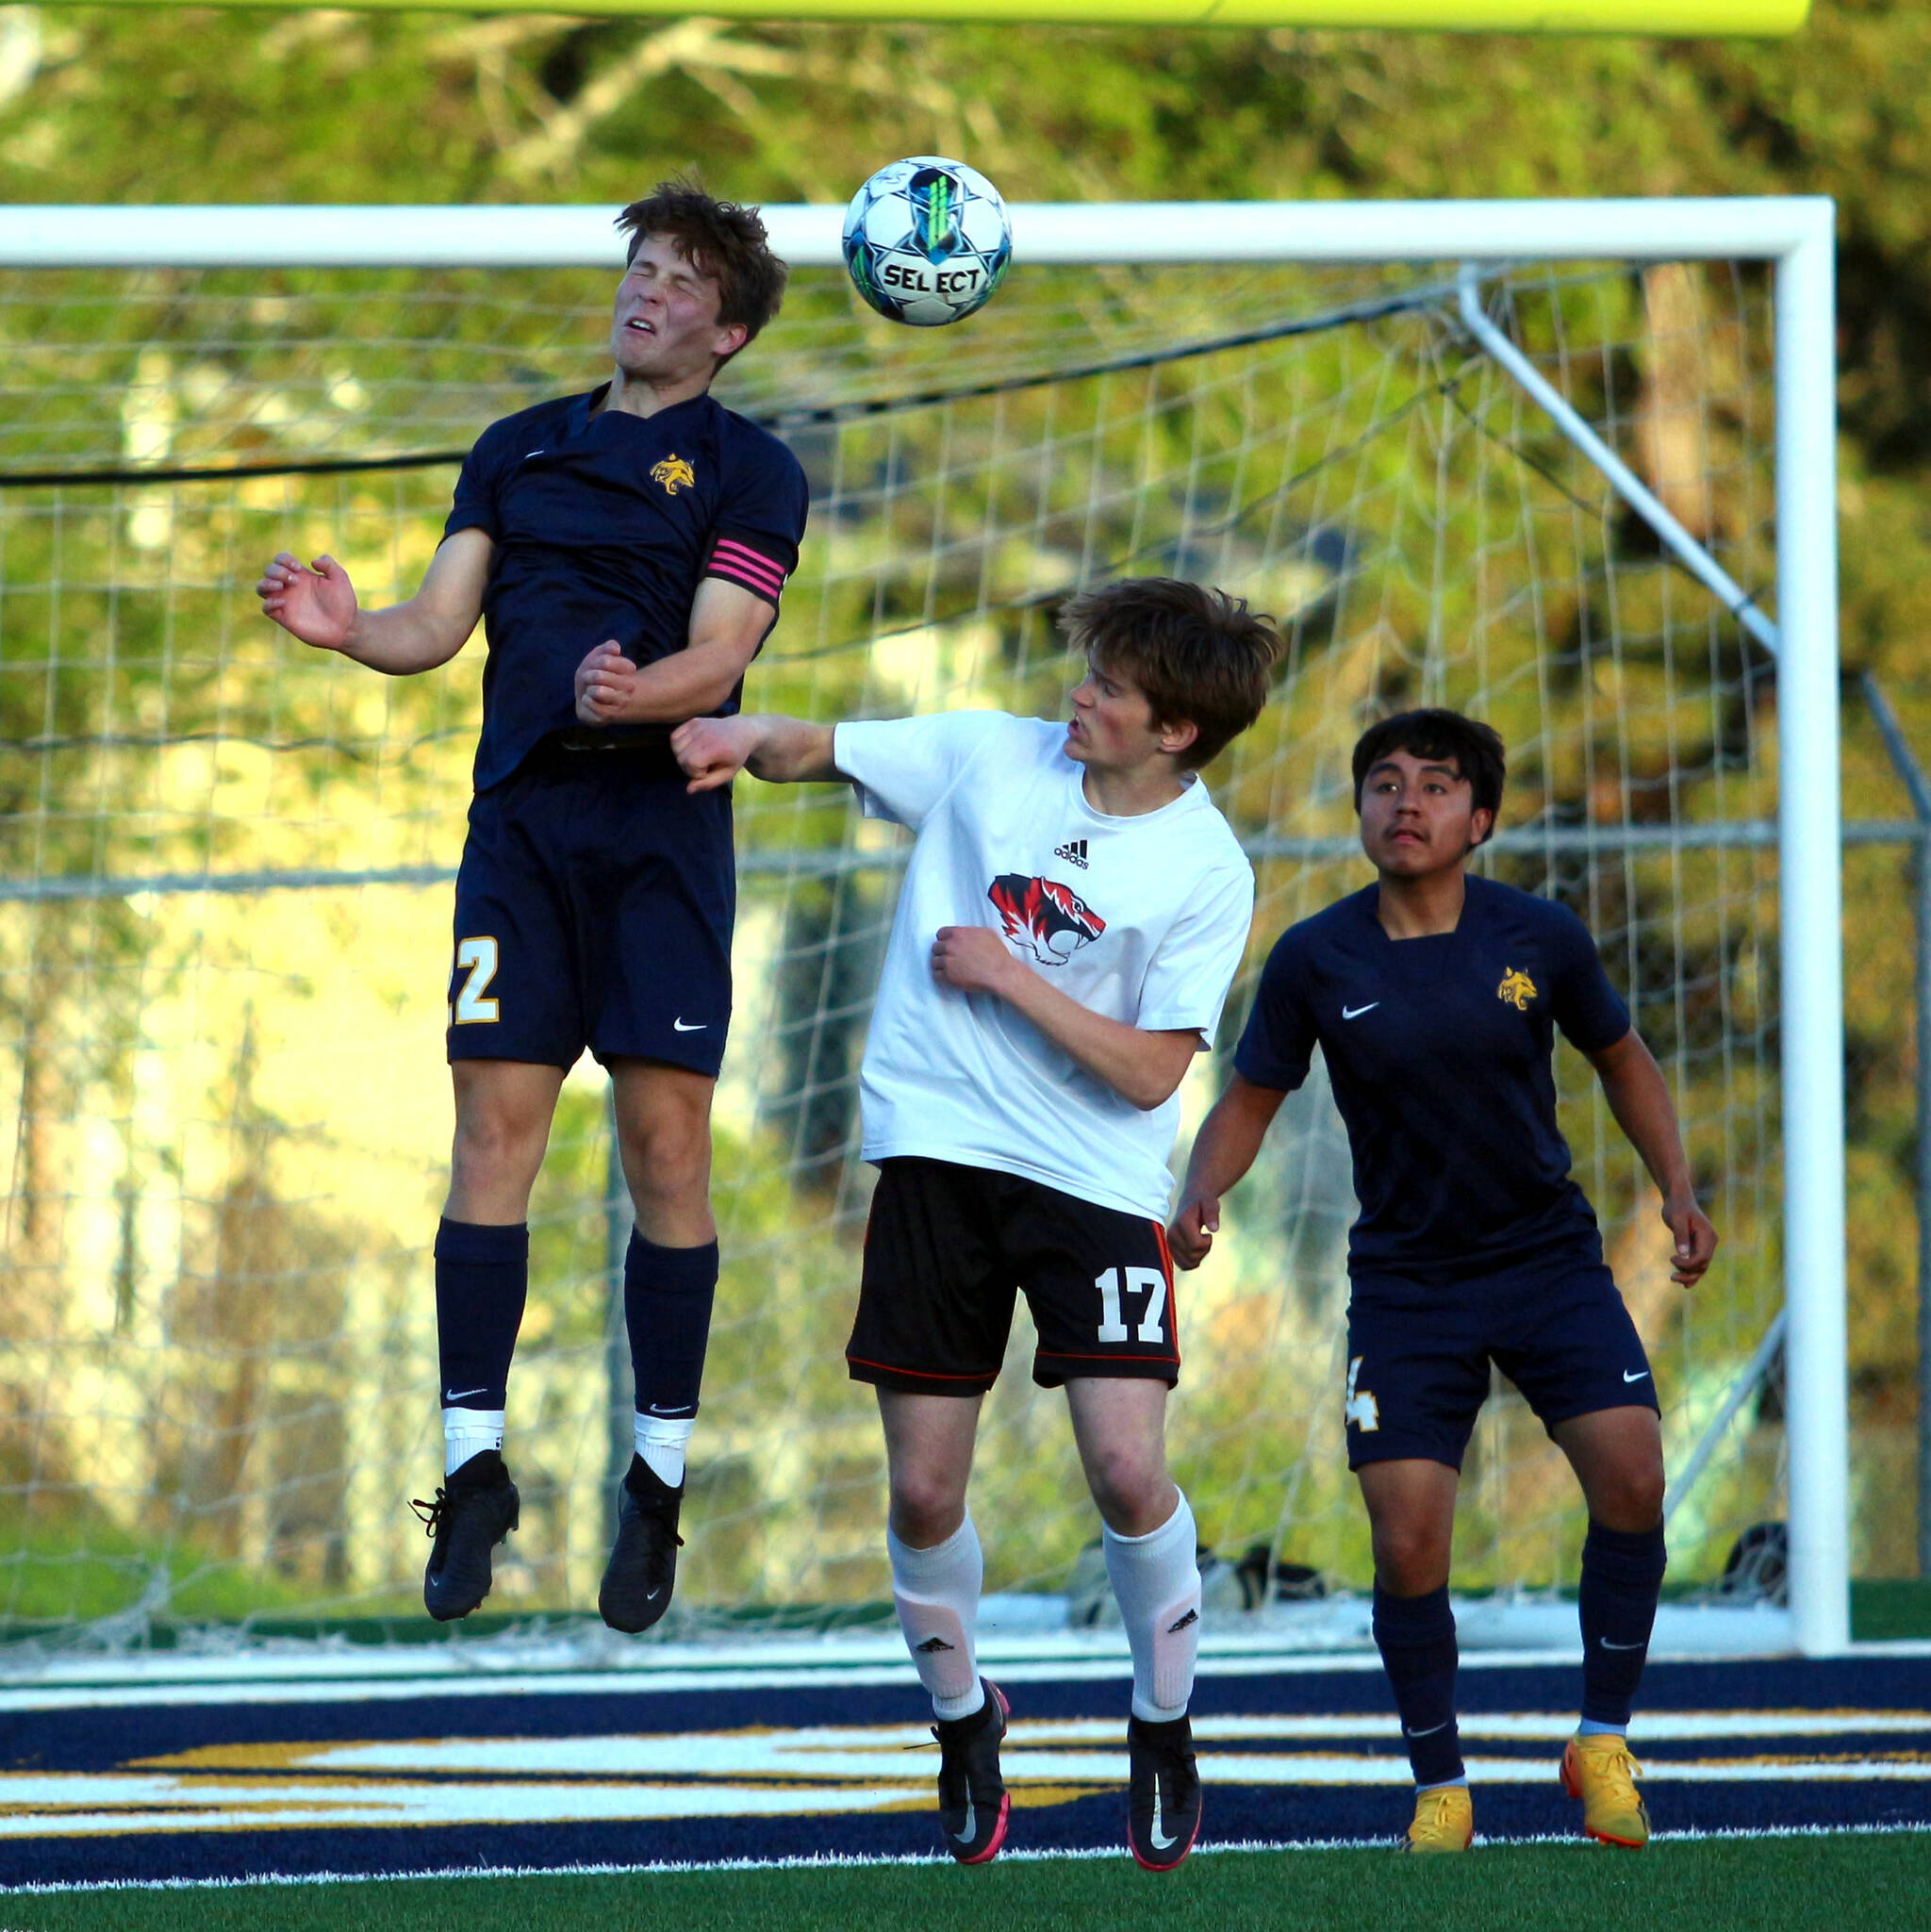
[1171,709,1716,1854]
[256,184,808,1632]
[672,580,1279,1872]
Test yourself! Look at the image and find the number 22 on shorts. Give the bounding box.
[451,935,501,1025]
[1096,1265,1167,1344]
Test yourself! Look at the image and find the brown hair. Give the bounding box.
[615,178,789,352]
[1059,577,1281,769]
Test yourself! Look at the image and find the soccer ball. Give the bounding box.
[841,157,1012,327]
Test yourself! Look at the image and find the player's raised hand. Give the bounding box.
[931,925,1019,999]
[575,641,641,724]
[1663,1192,1718,1288]
[1167,1194,1220,1271]
[671,715,760,793]
[256,552,358,652]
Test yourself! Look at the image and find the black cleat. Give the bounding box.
[933,1679,1011,1865]
[1128,1712,1202,1872]
[412,1449,520,1623]
[599,1455,685,1634]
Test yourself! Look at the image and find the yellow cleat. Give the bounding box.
[1399,1782,1474,1853]
[1560,1733,1650,1848]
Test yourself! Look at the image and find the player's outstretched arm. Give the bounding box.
[576,579,782,730]
[1585,1029,1718,1288]
[928,926,1200,1113]
[1167,1072,1288,1269]
[256,528,490,675]
[670,714,843,794]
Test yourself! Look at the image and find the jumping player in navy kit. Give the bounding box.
[256,184,807,1632]
[1171,709,1717,1854]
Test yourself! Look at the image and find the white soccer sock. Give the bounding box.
[1104,1491,1201,1724]
[635,1412,695,1488]
[443,1407,503,1476]
[888,1514,986,1722]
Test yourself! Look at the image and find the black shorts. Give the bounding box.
[849,1157,1180,1395]
[1344,1249,1659,1471]
[447,743,734,1078]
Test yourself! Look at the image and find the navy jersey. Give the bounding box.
[1235,875,1632,1280]
[444,384,809,791]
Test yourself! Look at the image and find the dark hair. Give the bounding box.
[1350,708,1506,829]
[1058,577,1280,769]
[615,178,788,353]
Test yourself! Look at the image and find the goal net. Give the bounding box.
[0,204,1841,1656]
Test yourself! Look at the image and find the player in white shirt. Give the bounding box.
[673,578,1279,1873]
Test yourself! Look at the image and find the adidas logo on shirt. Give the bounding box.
[1052,837,1089,869]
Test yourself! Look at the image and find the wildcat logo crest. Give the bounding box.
[988,874,1105,966]
[652,454,696,496]
[1497,966,1538,1012]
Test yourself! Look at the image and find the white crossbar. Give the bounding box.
[0,196,1833,270]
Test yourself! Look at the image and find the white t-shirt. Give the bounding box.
[833,711,1255,1220]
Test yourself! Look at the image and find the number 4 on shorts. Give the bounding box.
[1096,1266,1167,1344]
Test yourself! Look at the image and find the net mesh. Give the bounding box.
[0,251,1787,1643]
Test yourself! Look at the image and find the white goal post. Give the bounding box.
[0,196,1846,1658]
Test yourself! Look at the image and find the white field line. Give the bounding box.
[0,1639,1876,1714]
[1,1822,1927,1896]
[6,1734,1931,1837]
[0,1653,1375,1713]
[248,1708,1931,1763]
[0,1597,1844,1703]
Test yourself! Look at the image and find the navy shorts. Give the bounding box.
[1343,1250,1658,1470]
[849,1157,1180,1395]
[447,743,734,1077]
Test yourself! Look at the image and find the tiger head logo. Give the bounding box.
[1497,966,1538,1012]
[651,454,696,496]
[987,874,1105,966]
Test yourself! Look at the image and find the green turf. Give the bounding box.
[8,1836,1928,1932]
[1852,1579,1931,1640]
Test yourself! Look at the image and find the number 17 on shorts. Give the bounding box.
[1097,1266,1168,1345]
[845,1161,1182,1394]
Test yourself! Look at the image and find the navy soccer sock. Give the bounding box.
[434,1218,529,1415]
[1577,1519,1667,1728]
[1373,1583,1464,1788]
[625,1232,719,1429]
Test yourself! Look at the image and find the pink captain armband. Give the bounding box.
[704,536,790,607]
